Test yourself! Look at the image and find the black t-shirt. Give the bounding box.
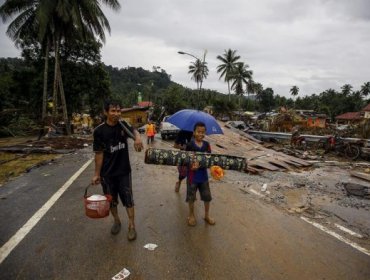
[93,122,133,177]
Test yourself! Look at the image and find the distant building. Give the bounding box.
[335,112,363,125]
[121,107,148,127]
[306,114,328,128]
[362,103,370,119]
[204,106,214,115]
[137,101,154,108]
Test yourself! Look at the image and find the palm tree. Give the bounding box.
[290,85,299,108]
[216,49,241,100]
[290,85,299,97]
[0,0,51,121]
[188,56,209,109]
[229,62,253,107]
[341,84,353,96]
[0,0,121,134]
[360,82,370,97]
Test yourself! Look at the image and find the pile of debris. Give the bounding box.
[0,136,93,154]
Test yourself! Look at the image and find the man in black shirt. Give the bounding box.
[92,100,143,240]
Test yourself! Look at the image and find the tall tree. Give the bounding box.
[259,87,275,112]
[290,85,299,97]
[229,62,253,98]
[216,49,241,99]
[188,56,209,109]
[360,82,370,97]
[0,0,121,133]
[0,0,51,121]
[341,84,353,96]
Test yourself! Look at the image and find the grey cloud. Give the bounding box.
[1,0,369,98]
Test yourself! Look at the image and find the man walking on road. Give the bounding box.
[92,100,143,240]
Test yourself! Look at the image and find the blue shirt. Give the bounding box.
[186,139,211,184]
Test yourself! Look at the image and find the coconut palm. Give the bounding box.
[0,0,51,121]
[360,82,370,97]
[216,49,241,99]
[229,63,253,94]
[290,85,299,97]
[0,0,120,133]
[229,62,253,107]
[188,56,209,108]
[341,84,353,96]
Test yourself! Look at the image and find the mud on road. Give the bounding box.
[2,134,369,242]
[225,162,370,247]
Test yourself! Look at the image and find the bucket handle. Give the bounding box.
[84,183,111,198]
[84,184,92,198]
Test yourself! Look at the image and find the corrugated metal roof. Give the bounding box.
[361,103,370,112]
[335,112,363,120]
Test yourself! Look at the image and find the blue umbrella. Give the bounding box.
[167,109,223,135]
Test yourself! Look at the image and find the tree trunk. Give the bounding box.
[227,80,231,101]
[198,79,203,110]
[42,40,50,121]
[52,37,59,121]
[57,63,71,135]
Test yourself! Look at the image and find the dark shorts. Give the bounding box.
[147,135,154,144]
[186,181,212,202]
[101,173,134,208]
[178,166,187,180]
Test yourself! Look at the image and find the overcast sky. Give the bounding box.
[1,0,370,97]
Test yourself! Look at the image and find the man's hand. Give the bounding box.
[134,134,144,152]
[92,175,101,185]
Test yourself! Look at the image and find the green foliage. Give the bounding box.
[1,56,370,132]
[257,88,275,112]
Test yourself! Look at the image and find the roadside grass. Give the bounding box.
[0,152,60,186]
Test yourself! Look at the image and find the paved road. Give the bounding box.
[0,137,369,279]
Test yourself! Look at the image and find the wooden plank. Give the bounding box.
[206,128,312,172]
[249,160,281,171]
[349,171,370,182]
[266,158,294,170]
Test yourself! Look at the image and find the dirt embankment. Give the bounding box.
[0,135,92,186]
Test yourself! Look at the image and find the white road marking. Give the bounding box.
[301,217,370,257]
[0,158,93,264]
[334,223,363,238]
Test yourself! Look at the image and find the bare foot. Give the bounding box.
[187,216,197,226]
[204,216,216,225]
[175,181,180,192]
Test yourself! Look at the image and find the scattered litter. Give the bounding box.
[112,268,130,280]
[261,183,267,192]
[144,243,158,251]
[83,143,89,147]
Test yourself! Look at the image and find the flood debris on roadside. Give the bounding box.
[342,182,370,199]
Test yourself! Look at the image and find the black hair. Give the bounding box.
[104,100,121,112]
[193,121,206,131]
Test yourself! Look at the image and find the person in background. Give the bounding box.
[145,120,156,146]
[185,122,215,226]
[92,100,143,240]
[174,130,193,192]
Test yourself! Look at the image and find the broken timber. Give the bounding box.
[349,171,370,182]
[203,123,312,171]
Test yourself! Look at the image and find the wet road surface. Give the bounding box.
[0,137,369,279]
